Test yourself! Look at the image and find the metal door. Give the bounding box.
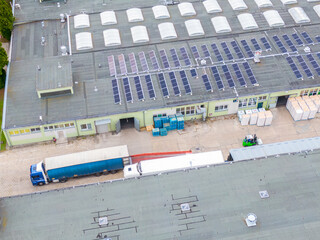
[116,120,121,133]
[134,118,140,132]
[257,102,263,109]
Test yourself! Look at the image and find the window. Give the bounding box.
[191,106,195,115]
[215,105,228,112]
[25,129,30,133]
[238,99,248,108]
[30,128,41,133]
[80,123,92,131]
[19,130,25,134]
[300,90,308,96]
[258,96,267,101]
[176,107,185,115]
[186,106,191,115]
[309,89,318,95]
[248,97,257,106]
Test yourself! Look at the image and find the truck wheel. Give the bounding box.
[95,172,102,177]
[38,182,44,186]
[60,178,67,183]
[110,170,117,174]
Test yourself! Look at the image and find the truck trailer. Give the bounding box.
[30,145,130,186]
[124,150,224,178]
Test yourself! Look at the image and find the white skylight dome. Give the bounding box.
[203,0,222,13]
[103,29,121,47]
[74,14,90,29]
[314,5,320,18]
[288,7,310,24]
[254,0,273,8]
[211,16,232,33]
[126,8,144,22]
[237,13,259,30]
[280,0,297,5]
[158,22,177,40]
[263,10,285,27]
[185,19,204,37]
[152,5,170,19]
[228,0,248,11]
[75,32,93,50]
[100,11,117,25]
[130,26,149,43]
[178,2,196,17]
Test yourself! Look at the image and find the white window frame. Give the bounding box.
[300,90,309,96]
[80,123,92,131]
[238,99,248,108]
[215,105,228,112]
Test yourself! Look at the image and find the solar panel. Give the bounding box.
[128,53,138,74]
[111,79,121,104]
[180,47,191,66]
[138,52,149,72]
[260,37,271,51]
[157,73,169,97]
[118,54,128,75]
[286,56,302,79]
[211,43,224,62]
[301,32,313,44]
[315,36,320,43]
[282,35,297,52]
[306,54,320,76]
[122,77,133,102]
[145,75,156,99]
[251,38,261,51]
[168,71,181,96]
[232,64,246,87]
[292,33,304,46]
[221,42,234,60]
[202,74,213,92]
[296,55,313,78]
[179,70,192,95]
[210,66,224,90]
[231,41,244,59]
[159,49,170,69]
[242,62,258,85]
[201,44,211,58]
[272,35,287,53]
[133,76,144,101]
[191,46,200,59]
[170,48,181,68]
[108,55,116,77]
[221,65,235,88]
[190,68,197,78]
[240,40,254,57]
[317,53,320,60]
[149,50,160,70]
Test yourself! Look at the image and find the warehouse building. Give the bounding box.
[3,0,320,146]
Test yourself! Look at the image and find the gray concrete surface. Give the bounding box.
[0,106,320,197]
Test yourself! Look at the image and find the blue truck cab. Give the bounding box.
[30,162,47,186]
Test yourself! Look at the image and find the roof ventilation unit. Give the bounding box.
[185,19,205,37]
[259,190,269,199]
[103,29,121,47]
[74,13,90,29]
[100,11,117,25]
[288,7,310,24]
[130,26,149,43]
[203,0,222,13]
[178,2,196,16]
[75,32,93,50]
[228,0,248,11]
[280,0,297,5]
[60,45,68,56]
[314,5,320,18]
[60,13,65,23]
[126,8,144,22]
[263,10,285,27]
[237,13,259,30]
[254,0,273,8]
[158,22,177,40]
[152,5,170,19]
[245,213,257,227]
[211,16,232,33]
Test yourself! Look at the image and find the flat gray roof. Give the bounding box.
[5,0,320,128]
[1,151,320,239]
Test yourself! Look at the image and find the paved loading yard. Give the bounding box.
[1,106,320,197]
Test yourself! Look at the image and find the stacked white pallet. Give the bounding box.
[304,99,317,119]
[297,100,310,120]
[257,111,266,126]
[309,95,320,112]
[238,110,245,121]
[241,114,250,126]
[286,98,303,121]
[258,108,266,112]
[250,112,258,125]
[245,109,252,115]
[264,110,273,126]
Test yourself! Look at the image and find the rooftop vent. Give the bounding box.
[259,190,269,199]
[98,217,108,226]
[60,46,68,56]
[180,203,190,212]
[60,13,65,23]
[245,213,257,227]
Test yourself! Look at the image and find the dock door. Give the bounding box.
[95,119,111,134]
[116,117,140,133]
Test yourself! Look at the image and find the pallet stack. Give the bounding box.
[286,96,318,121]
[152,115,184,136]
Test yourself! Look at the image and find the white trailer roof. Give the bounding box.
[130,26,149,43]
[74,14,90,29]
[126,8,144,22]
[140,151,224,175]
[288,7,310,24]
[152,5,170,19]
[45,145,129,170]
[254,0,273,8]
[100,11,117,25]
[263,10,285,27]
[178,2,196,17]
[314,5,320,18]
[211,16,232,33]
[185,19,205,37]
[228,0,248,11]
[103,29,121,46]
[203,0,222,13]
[75,32,93,50]
[158,22,177,40]
[280,0,297,4]
[237,13,259,30]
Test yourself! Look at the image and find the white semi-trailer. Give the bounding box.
[124,151,224,178]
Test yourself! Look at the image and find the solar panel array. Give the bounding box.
[159,49,170,69]
[211,43,223,62]
[180,47,191,66]
[128,53,138,74]
[145,75,156,99]
[138,52,149,72]
[306,54,320,76]
[316,36,320,43]
[158,73,169,97]
[108,55,116,77]
[170,48,181,68]
[243,62,258,85]
[292,33,304,46]
[202,74,213,92]
[190,68,198,78]
[231,41,244,59]
[282,35,297,52]
[118,54,128,75]
[123,77,133,102]
[286,56,302,79]
[296,55,313,78]
[260,37,271,51]
[210,66,224,90]
[168,72,181,96]
[221,42,234,60]
[201,44,210,58]
[251,38,261,51]
[179,70,192,94]
[272,35,287,53]
[221,65,235,88]
[112,79,121,104]
[232,64,246,87]
[301,32,313,44]
[191,46,200,59]
[133,76,144,101]
[149,50,160,70]
[241,40,254,57]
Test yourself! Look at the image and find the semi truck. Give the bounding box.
[30,145,130,186]
[123,150,224,178]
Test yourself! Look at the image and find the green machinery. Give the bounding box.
[243,134,262,147]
